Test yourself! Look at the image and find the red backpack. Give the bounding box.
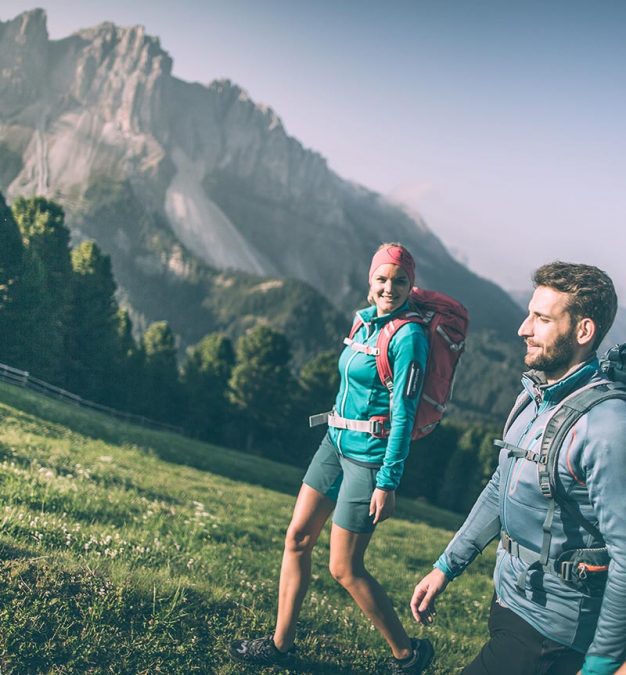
[346,288,469,439]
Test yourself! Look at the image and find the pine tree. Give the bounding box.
[11,197,72,382]
[0,192,23,363]
[0,191,22,304]
[229,325,296,459]
[400,423,460,501]
[299,350,339,414]
[142,321,181,423]
[292,350,341,462]
[437,425,487,512]
[64,241,119,401]
[181,333,235,441]
[109,308,144,412]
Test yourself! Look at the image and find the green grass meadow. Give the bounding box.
[0,381,495,673]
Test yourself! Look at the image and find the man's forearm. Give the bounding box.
[437,467,501,578]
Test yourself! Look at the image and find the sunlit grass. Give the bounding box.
[0,381,493,673]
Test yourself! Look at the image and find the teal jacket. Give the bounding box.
[435,360,626,675]
[328,302,429,491]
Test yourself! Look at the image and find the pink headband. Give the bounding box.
[368,245,416,287]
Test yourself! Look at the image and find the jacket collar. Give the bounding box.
[521,356,600,405]
[357,300,411,328]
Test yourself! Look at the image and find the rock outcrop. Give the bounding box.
[0,10,523,339]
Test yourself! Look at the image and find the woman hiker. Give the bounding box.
[229,243,433,673]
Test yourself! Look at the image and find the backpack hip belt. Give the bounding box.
[309,410,390,439]
[500,530,609,596]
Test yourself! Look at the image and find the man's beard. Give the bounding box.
[524,329,577,377]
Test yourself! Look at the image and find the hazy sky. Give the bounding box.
[2,1,625,299]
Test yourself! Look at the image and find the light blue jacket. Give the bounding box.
[435,360,626,674]
[329,302,429,490]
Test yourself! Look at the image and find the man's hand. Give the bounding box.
[369,488,396,525]
[411,568,449,624]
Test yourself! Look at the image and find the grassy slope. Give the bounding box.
[0,381,495,674]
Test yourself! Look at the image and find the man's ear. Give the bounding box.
[576,317,596,348]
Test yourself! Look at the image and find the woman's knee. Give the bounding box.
[328,557,366,587]
[284,524,317,555]
[328,558,349,585]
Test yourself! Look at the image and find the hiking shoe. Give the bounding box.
[228,635,296,669]
[389,638,434,673]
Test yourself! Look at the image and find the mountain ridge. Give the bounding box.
[0,8,524,346]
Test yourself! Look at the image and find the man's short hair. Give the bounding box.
[533,261,618,350]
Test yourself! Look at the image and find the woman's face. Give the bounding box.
[370,263,411,316]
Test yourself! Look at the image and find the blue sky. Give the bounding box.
[2,1,625,299]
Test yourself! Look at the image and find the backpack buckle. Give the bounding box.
[560,560,574,582]
[501,532,514,554]
[382,376,394,393]
[539,474,552,497]
[369,416,389,439]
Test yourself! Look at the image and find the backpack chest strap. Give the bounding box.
[494,439,547,464]
[343,337,380,356]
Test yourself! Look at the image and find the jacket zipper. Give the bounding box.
[337,348,360,455]
[337,318,378,455]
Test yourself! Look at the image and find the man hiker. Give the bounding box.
[411,261,626,675]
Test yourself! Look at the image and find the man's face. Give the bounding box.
[518,286,579,377]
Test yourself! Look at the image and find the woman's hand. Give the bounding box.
[369,488,396,524]
[410,568,449,624]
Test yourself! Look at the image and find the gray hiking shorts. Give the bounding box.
[303,433,380,533]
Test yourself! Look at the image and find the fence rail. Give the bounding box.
[0,362,183,435]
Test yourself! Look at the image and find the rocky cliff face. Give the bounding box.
[0,9,49,115]
[0,9,523,340]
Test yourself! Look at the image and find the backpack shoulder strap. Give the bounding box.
[375,314,423,392]
[348,316,364,340]
[539,381,626,539]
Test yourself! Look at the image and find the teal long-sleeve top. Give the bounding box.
[328,301,429,490]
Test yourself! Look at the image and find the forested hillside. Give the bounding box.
[1,189,522,494]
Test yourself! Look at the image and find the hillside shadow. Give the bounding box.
[0,539,36,562]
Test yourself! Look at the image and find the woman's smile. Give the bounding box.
[370,263,411,316]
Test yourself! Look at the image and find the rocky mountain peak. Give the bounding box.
[0,10,524,339]
[208,79,285,133]
[0,7,48,42]
[72,20,172,78]
[0,9,49,114]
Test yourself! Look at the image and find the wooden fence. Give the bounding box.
[0,362,183,435]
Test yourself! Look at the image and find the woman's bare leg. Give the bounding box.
[272,483,335,651]
[328,523,412,659]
